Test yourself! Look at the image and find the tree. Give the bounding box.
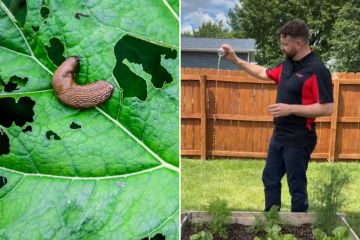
[191,20,232,38]
[330,1,360,72]
[182,31,193,37]
[228,0,348,68]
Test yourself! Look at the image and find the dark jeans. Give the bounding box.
[262,136,316,212]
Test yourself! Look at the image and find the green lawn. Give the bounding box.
[181,159,360,234]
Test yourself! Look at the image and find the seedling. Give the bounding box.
[206,197,231,239]
[313,226,351,240]
[190,231,213,240]
[312,167,351,234]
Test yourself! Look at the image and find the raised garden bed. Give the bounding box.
[181,211,360,240]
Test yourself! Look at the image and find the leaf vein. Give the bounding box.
[0,165,166,180]
[161,0,179,20]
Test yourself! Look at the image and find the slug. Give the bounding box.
[52,56,114,108]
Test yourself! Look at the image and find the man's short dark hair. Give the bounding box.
[278,20,310,43]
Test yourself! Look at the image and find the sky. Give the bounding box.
[181,0,239,34]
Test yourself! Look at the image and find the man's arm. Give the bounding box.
[268,103,334,118]
[221,44,271,81]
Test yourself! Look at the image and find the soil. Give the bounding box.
[182,223,315,240]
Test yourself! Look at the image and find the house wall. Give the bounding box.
[181,51,249,70]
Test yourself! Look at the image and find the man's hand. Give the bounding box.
[268,103,293,117]
[220,43,270,81]
[221,44,238,63]
[268,103,334,118]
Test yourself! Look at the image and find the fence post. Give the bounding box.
[328,77,340,162]
[200,75,207,160]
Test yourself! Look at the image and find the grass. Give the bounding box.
[181,159,360,235]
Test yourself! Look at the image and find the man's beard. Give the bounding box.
[283,50,297,61]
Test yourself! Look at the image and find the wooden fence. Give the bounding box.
[181,68,360,161]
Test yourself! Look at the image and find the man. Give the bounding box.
[221,19,333,212]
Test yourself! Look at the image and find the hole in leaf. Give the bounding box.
[70,122,81,129]
[22,125,32,133]
[0,176,7,188]
[113,35,177,100]
[1,76,29,92]
[113,63,147,100]
[151,234,166,240]
[0,131,10,156]
[0,97,35,128]
[2,0,27,27]
[40,7,49,19]
[9,75,28,89]
[3,81,17,92]
[32,25,39,32]
[46,130,61,140]
[75,13,89,19]
[44,37,66,66]
[141,234,166,240]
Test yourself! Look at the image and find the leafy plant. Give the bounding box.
[251,206,296,240]
[312,167,351,234]
[248,205,282,234]
[254,224,297,240]
[206,197,231,239]
[248,216,267,234]
[191,222,205,235]
[312,226,351,240]
[264,206,281,227]
[190,231,213,240]
[0,0,179,239]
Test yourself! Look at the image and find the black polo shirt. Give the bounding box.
[266,52,333,147]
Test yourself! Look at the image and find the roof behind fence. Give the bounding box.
[181,37,256,52]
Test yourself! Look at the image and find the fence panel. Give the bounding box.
[181,68,360,161]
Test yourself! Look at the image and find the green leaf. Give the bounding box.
[332,226,349,240]
[0,1,30,55]
[0,0,179,239]
[266,225,281,239]
[313,228,328,240]
[281,234,297,240]
[190,231,213,240]
[80,0,178,48]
